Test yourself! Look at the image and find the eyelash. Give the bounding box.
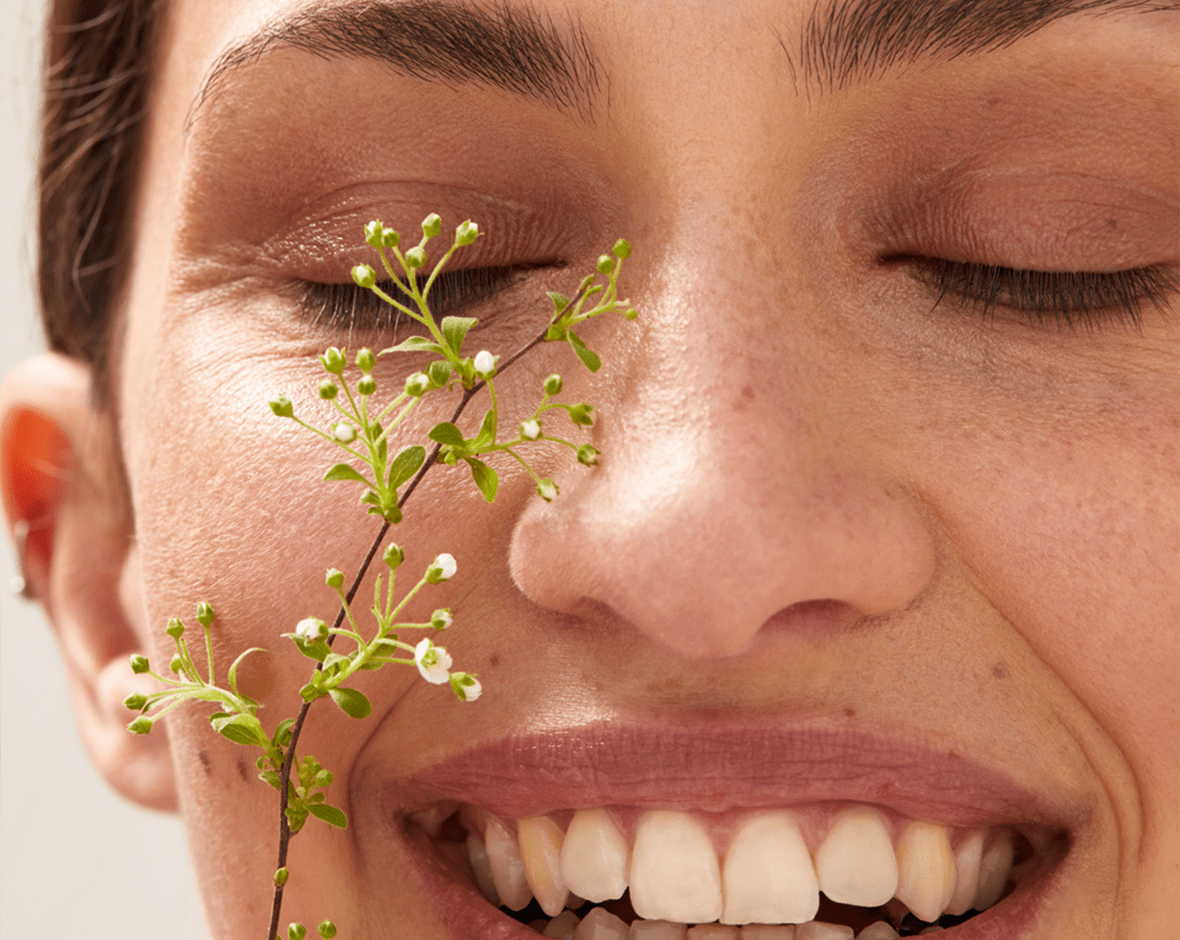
[297,265,524,333]
[915,258,1178,329]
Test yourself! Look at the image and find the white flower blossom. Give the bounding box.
[451,673,482,702]
[415,638,453,685]
[334,423,357,443]
[473,350,496,380]
[427,553,457,583]
[520,419,542,440]
[295,617,328,641]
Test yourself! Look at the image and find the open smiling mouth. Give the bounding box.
[394,725,1072,939]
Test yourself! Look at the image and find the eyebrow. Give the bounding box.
[787,0,1177,95]
[190,0,602,129]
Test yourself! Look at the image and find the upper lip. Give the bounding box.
[391,718,1075,835]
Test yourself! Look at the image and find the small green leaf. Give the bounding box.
[428,422,466,447]
[308,803,348,829]
[567,330,601,373]
[322,652,351,674]
[324,463,371,484]
[258,769,282,791]
[441,316,478,357]
[474,408,496,449]
[427,359,453,387]
[547,291,570,314]
[210,712,269,748]
[388,445,426,489]
[329,686,372,719]
[466,457,499,502]
[379,336,444,355]
[272,718,296,748]
[227,646,267,696]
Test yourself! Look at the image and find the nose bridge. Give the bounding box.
[508,232,936,660]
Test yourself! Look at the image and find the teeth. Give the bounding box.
[574,907,629,940]
[484,814,533,911]
[894,821,957,923]
[854,924,900,939]
[520,815,571,916]
[561,809,631,903]
[814,808,899,908]
[465,831,500,905]
[543,910,582,939]
[630,922,689,939]
[795,924,854,940]
[686,926,738,939]
[972,830,1014,910]
[630,811,723,924]
[721,811,819,925]
[738,927,796,939]
[944,830,985,916]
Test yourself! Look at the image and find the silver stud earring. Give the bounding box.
[10,519,36,600]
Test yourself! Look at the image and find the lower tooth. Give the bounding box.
[544,910,582,939]
[738,926,797,939]
[894,821,956,923]
[944,830,985,916]
[972,830,1014,910]
[630,921,689,939]
[573,907,629,939]
[484,815,533,911]
[854,923,900,940]
[795,923,853,940]
[465,832,500,905]
[686,926,738,939]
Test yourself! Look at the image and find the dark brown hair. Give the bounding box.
[38,0,164,401]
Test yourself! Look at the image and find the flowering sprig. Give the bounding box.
[127,212,636,938]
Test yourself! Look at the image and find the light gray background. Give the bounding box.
[1,0,209,934]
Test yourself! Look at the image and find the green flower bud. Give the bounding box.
[274,866,289,888]
[318,921,337,939]
[318,379,338,400]
[352,263,377,289]
[196,602,215,627]
[596,254,615,275]
[364,220,384,248]
[170,654,184,674]
[383,543,404,570]
[356,347,376,372]
[624,307,639,320]
[569,403,595,426]
[455,220,479,246]
[612,238,632,259]
[431,608,453,631]
[325,568,345,589]
[536,478,559,502]
[577,444,600,466]
[130,654,150,675]
[425,553,457,584]
[405,246,426,269]
[320,347,347,375]
[268,395,294,418]
[543,373,563,396]
[381,228,399,249]
[405,372,431,397]
[123,692,148,711]
[357,375,377,396]
[166,617,184,639]
[333,423,356,444]
[127,716,153,735]
[314,769,334,787]
[421,212,442,238]
[289,924,307,940]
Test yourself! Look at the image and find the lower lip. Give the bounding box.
[401,819,1066,940]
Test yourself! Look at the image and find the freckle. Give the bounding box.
[991,662,1008,679]
[986,96,1001,107]
[741,384,755,400]
[198,750,211,773]
[237,758,249,782]
[1106,219,1118,230]
[843,707,856,718]
[489,654,500,667]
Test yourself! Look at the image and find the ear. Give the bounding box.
[1,353,177,811]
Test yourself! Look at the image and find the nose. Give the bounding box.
[507,251,937,659]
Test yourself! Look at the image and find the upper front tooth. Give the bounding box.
[484,814,533,911]
[630,811,723,924]
[561,808,630,903]
[814,808,899,907]
[519,815,571,916]
[894,821,957,923]
[944,830,984,916]
[972,830,1013,911]
[721,811,819,925]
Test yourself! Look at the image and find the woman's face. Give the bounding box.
[64,0,1180,936]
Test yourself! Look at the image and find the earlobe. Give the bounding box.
[1,354,177,811]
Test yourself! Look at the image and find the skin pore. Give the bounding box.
[1,0,1176,937]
